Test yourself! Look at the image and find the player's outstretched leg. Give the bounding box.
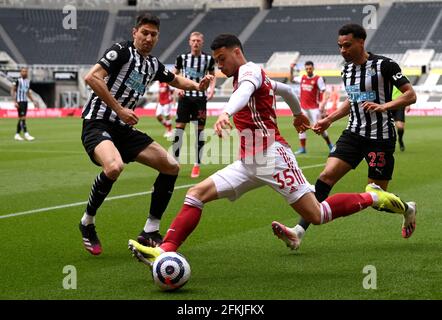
[273,185,416,250]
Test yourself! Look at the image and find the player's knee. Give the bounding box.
[168,161,180,175]
[186,184,210,202]
[309,215,322,225]
[104,161,124,179]
[161,157,180,175]
[318,171,335,186]
[186,186,202,199]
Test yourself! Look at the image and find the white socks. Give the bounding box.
[368,192,379,206]
[293,224,306,239]
[81,212,95,226]
[144,216,160,233]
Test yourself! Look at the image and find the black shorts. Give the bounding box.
[330,130,396,180]
[17,102,28,117]
[81,120,154,166]
[391,108,405,122]
[176,96,207,126]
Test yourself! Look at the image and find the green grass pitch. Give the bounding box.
[0,115,441,300]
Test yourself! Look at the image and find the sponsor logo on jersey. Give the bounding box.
[345,84,376,103]
[125,70,146,94]
[185,67,205,79]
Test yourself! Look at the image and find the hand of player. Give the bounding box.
[361,101,386,112]
[405,105,411,113]
[34,101,39,109]
[312,118,331,134]
[206,89,214,101]
[214,112,232,138]
[177,89,185,98]
[117,108,139,126]
[198,75,214,92]
[293,114,310,133]
[14,102,19,109]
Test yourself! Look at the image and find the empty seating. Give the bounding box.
[0,8,108,64]
[112,9,200,61]
[369,2,442,53]
[245,4,371,63]
[165,7,258,64]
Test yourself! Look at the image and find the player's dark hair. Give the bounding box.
[338,23,367,40]
[135,12,160,29]
[305,61,314,67]
[210,34,244,53]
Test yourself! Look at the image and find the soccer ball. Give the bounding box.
[152,252,191,291]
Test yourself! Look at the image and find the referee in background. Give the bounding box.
[11,67,39,141]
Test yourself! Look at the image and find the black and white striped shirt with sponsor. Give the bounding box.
[82,41,175,125]
[175,52,215,98]
[15,78,30,102]
[341,53,409,140]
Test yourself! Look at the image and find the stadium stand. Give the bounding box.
[0,8,108,64]
[427,16,442,52]
[369,2,442,53]
[164,7,259,64]
[0,32,15,61]
[112,9,201,60]
[244,4,374,62]
[0,0,442,111]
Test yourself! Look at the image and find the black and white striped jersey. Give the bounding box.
[82,41,175,124]
[14,78,30,102]
[341,53,409,140]
[175,52,215,98]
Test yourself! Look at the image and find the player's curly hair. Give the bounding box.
[338,24,367,40]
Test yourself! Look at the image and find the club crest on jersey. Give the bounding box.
[366,67,377,77]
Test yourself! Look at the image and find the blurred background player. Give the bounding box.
[290,61,333,154]
[327,85,341,115]
[391,85,410,151]
[173,31,216,178]
[156,81,174,138]
[11,67,39,141]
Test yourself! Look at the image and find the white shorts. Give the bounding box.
[303,108,322,124]
[210,142,314,204]
[155,103,173,117]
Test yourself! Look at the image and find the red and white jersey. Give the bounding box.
[158,82,174,105]
[295,74,325,110]
[232,62,289,158]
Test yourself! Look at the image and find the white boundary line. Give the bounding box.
[0,163,325,220]
[0,184,195,220]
